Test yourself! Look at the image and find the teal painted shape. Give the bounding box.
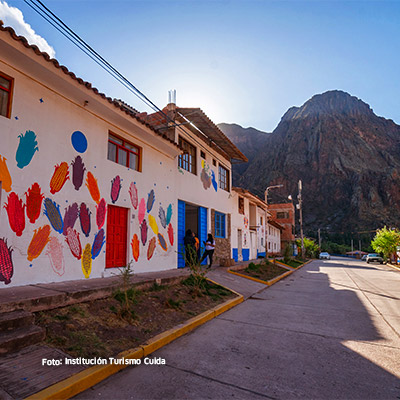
[198,207,208,265]
[166,204,173,225]
[16,130,38,169]
[177,200,185,268]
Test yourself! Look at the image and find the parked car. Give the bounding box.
[366,253,384,264]
[361,255,367,261]
[319,252,331,260]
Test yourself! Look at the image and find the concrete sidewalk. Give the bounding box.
[0,260,266,399]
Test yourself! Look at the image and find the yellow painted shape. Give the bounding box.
[148,214,159,235]
[81,243,92,278]
[0,155,12,192]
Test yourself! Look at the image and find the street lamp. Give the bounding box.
[265,184,283,259]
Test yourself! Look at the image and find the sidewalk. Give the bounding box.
[0,260,265,399]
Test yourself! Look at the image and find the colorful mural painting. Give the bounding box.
[15,130,39,169]
[211,170,218,192]
[138,198,145,225]
[25,183,44,224]
[5,192,25,237]
[71,130,88,153]
[140,219,148,246]
[159,206,167,229]
[81,243,92,278]
[63,203,79,235]
[110,175,121,204]
[148,215,159,235]
[96,198,107,230]
[147,189,155,213]
[43,198,64,234]
[200,160,212,190]
[147,237,156,260]
[157,233,167,251]
[46,236,65,276]
[168,223,174,246]
[91,229,105,260]
[71,155,86,190]
[79,203,91,237]
[166,204,172,226]
[65,227,82,260]
[0,155,12,192]
[49,162,69,194]
[0,238,13,285]
[86,171,100,204]
[131,234,140,262]
[27,225,51,261]
[129,182,138,209]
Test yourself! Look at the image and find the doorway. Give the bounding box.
[237,229,243,261]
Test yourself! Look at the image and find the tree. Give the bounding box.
[371,226,400,262]
[296,237,319,258]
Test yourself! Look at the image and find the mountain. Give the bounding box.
[219,90,400,234]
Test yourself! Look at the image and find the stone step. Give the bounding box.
[0,310,34,332]
[0,325,45,356]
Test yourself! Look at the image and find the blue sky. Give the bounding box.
[1,0,400,132]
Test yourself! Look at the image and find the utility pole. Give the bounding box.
[318,228,321,248]
[264,184,283,259]
[351,239,353,254]
[298,180,305,259]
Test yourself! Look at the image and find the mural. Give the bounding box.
[44,198,64,234]
[65,227,82,260]
[110,175,121,204]
[91,229,105,260]
[158,206,167,229]
[71,131,88,153]
[129,182,138,209]
[157,233,167,251]
[5,192,25,237]
[0,155,12,192]
[131,234,140,262]
[16,130,38,169]
[71,156,86,190]
[79,203,91,237]
[49,162,69,194]
[46,236,65,276]
[138,198,145,225]
[211,170,218,192]
[86,171,100,204]
[140,220,148,246]
[0,238,13,285]
[25,183,44,224]
[63,203,79,235]
[166,204,172,226]
[27,225,51,261]
[147,237,156,260]
[81,243,92,278]
[168,223,174,246]
[96,198,107,230]
[148,215,159,235]
[147,189,155,213]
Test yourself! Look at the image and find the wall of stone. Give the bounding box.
[211,209,232,266]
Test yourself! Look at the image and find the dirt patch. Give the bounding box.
[35,278,236,359]
[238,261,289,281]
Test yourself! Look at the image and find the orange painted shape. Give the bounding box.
[27,225,51,261]
[131,234,140,262]
[0,155,12,192]
[86,171,100,204]
[50,162,69,194]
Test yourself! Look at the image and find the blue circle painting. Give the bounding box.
[71,131,88,153]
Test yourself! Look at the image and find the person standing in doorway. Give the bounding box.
[200,234,215,268]
[184,229,196,266]
[193,232,200,261]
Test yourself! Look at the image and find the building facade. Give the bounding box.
[267,202,295,252]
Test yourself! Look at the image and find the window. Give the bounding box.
[277,211,289,219]
[200,150,206,159]
[218,165,229,191]
[215,212,226,238]
[238,197,244,214]
[178,136,196,174]
[0,72,13,118]
[212,159,217,166]
[260,216,263,225]
[108,133,141,171]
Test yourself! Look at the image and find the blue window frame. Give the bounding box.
[215,212,226,238]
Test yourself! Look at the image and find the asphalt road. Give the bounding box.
[75,258,400,399]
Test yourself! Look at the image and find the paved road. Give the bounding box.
[76,258,400,399]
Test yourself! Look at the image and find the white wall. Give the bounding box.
[267,224,281,255]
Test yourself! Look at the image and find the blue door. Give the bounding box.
[177,200,186,268]
[198,207,208,265]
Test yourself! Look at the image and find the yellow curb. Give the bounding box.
[266,269,293,285]
[387,263,400,272]
[26,285,242,400]
[25,347,144,400]
[227,269,269,285]
[297,260,312,269]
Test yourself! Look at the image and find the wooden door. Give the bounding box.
[106,205,128,268]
